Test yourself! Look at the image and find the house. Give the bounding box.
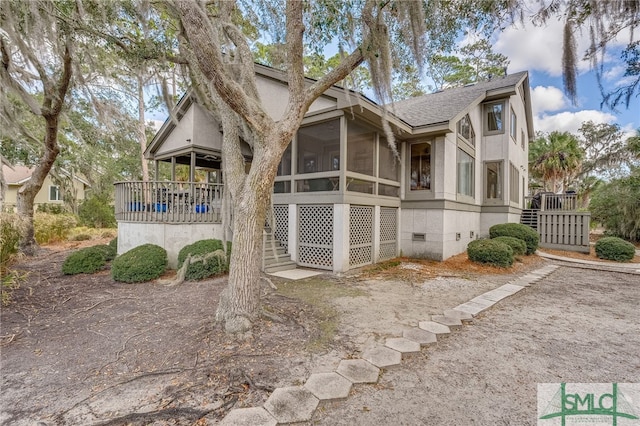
[2,165,90,213]
[115,64,533,272]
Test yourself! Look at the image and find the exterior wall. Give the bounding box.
[5,174,82,211]
[400,208,482,261]
[192,104,223,150]
[118,222,224,269]
[155,106,195,156]
[256,77,337,121]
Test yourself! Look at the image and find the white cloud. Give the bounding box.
[531,86,567,115]
[149,119,165,131]
[494,19,592,76]
[534,110,617,134]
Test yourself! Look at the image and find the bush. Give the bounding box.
[72,233,92,241]
[111,244,167,283]
[62,246,107,275]
[489,223,539,255]
[109,237,118,250]
[0,213,24,272]
[491,236,527,257]
[595,237,636,262]
[78,194,116,228]
[467,239,514,268]
[177,239,230,281]
[34,213,78,244]
[93,244,117,261]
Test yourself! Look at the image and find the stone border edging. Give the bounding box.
[218,264,561,425]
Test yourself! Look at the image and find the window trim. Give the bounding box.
[409,141,433,192]
[510,107,517,142]
[49,185,61,202]
[483,160,504,205]
[456,113,475,147]
[456,148,475,199]
[509,162,519,205]
[483,101,505,135]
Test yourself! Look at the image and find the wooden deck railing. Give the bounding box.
[524,192,578,212]
[114,181,223,223]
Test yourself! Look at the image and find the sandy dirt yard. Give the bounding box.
[1,240,637,425]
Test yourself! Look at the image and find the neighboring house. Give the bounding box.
[115,64,533,272]
[2,165,90,212]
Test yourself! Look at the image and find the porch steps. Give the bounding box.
[263,230,297,274]
[520,209,538,230]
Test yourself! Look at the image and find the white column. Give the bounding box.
[288,204,297,262]
[333,204,349,273]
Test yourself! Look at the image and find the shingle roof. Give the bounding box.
[3,165,33,185]
[390,71,528,127]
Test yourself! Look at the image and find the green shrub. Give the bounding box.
[72,233,92,241]
[93,244,117,261]
[109,237,118,250]
[78,194,116,228]
[37,203,67,214]
[595,237,636,262]
[111,244,167,283]
[0,213,24,272]
[489,223,539,255]
[62,246,107,275]
[467,239,514,268]
[178,239,230,281]
[492,236,527,257]
[34,213,78,244]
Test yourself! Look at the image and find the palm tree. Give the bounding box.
[529,131,584,193]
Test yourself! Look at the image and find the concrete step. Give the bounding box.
[264,254,292,266]
[264,260,297,273]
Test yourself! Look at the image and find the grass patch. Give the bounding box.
[276,277,366,352]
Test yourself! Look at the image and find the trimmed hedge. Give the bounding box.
[595,237,636,262]
[109,237,118,250]
[178,239,230,281]
[111,244,167,283]
[492,236,527,257]
[467,239,514,268]
[62,246,107,275]
[489,223,539,255]
[93,244,117,261]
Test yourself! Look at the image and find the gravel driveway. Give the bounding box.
[313,265,640,425]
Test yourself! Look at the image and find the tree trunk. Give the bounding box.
[215,185,269,334]
[17,116,60,255]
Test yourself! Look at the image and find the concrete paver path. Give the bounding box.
[313,266,640,425]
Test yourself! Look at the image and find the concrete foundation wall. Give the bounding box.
[118,222,223,269]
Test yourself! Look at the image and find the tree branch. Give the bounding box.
[0,38,43,116]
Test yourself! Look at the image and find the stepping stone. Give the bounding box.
[220,407,277,426]
[336,359,380,384]
[403,328,438,346]
[468,297,498,308]
[478,289,513,302]
[431,315,463,330]
[418,321,450,335]
[497,283,526,294]
[385,337,421,355]
[263,386,319,424]
[453,302,486,316]
[510,278,533,287]
[444,309,474,322]
[304,372,352,401]
[362,346,402,368]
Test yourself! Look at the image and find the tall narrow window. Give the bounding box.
[485,102,504,134]
[510,163,519,203]
[510,107,517,141]
[521,130,525,149]
[457,114,475,146]
[485,161,502,200]
[457,149,474,197]
[410,142,431,191]
[49,185,61,201]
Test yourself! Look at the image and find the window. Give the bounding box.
[49,185,61,201]
[509,163,519,203]
[379,137,400,181]
[457,149,474,197]
[457,114,475,146]
[410,142,431,191]
[347,121,375,176]
[521,130,525,149]
[485,102,504,134]
[297,119,340,174]
[277,144,292,176]
[485,161,502,200]
[510,107,517,141]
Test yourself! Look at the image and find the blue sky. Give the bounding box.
[492,16,639,140]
